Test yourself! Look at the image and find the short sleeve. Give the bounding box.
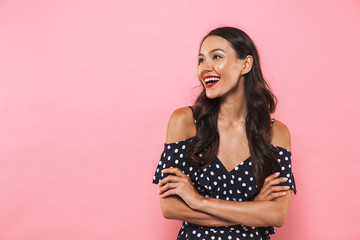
[152,140,193,185]
[274,146,297,194]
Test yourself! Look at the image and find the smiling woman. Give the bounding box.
[152,26,297,240]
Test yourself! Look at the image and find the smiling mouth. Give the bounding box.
[204,77,220,88]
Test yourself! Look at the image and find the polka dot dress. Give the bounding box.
[152,117,297,240]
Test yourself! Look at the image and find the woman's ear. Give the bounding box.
[242,55,253,75]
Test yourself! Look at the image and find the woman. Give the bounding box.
[152,26,296,240]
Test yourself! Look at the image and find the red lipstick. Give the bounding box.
[203,75,220,88]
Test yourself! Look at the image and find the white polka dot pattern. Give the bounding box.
[152,136,297,240]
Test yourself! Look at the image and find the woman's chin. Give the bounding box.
[205,92,219,99]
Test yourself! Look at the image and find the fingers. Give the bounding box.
[160,189,177,198]
[157,168,187,198]
[255,173,291,201]
[264,172,288,187]
[262,185,290,199]
[264,172,280,184]
[255,185,290,201]
[264,185,290,193]
[261,176,288,193]
[268,177,288,186]
[158,182,176,195]
[161,167,187,177]
[158,168,188,187]
[262,178,288,195]
[158,174,183,187]
[266,191,288,200]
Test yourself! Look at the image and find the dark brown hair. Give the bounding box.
[185,26,280,194]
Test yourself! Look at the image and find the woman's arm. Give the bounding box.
[160,167,292,228]
[160,171,290,227]
[194,190,291,227]
[160,195,238,227]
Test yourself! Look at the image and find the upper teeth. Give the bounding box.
[205,77,220,83]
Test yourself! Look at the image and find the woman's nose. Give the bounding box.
[201,59,213,72]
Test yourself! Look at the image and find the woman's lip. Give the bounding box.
[205,80,219,88]
[203,75,220,80]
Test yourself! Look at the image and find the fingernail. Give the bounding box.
[285,186,290,189]
[161,170,164,173]
[282,192,287,195]
[275,172,280,176]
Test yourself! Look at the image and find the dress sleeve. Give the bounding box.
[152,141,192,185]
[274,147,297,194]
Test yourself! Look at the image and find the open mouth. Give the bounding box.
[204,77,220,88]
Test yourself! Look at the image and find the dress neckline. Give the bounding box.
[164,136,291,153]
[215,155,251,174]
[164,136,290,174]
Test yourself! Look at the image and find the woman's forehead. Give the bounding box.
[199,35,233,55]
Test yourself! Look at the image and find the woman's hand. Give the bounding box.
[158,168,204,210]
[254,172,290,201]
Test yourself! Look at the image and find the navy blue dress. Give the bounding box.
[152,107,297,240]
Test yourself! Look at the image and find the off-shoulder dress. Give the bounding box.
[152,106,297,240]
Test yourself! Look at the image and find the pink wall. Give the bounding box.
[0,0,359,239]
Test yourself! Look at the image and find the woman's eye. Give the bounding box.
[198,58,204,64]
[213,55,221,59]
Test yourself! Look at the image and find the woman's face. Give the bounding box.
[197,35,248,99]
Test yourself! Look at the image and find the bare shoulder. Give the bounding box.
[165,106,196,144]
[270,119,291,151]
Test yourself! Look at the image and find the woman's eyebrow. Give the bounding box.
[198,48,225,57]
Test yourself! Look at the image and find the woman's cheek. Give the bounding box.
[217,60,227,72]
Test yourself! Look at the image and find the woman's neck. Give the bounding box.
[218,80,247,124]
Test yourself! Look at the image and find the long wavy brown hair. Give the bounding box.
[185,26,280,194]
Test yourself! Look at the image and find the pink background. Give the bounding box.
[1,0,359,239]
